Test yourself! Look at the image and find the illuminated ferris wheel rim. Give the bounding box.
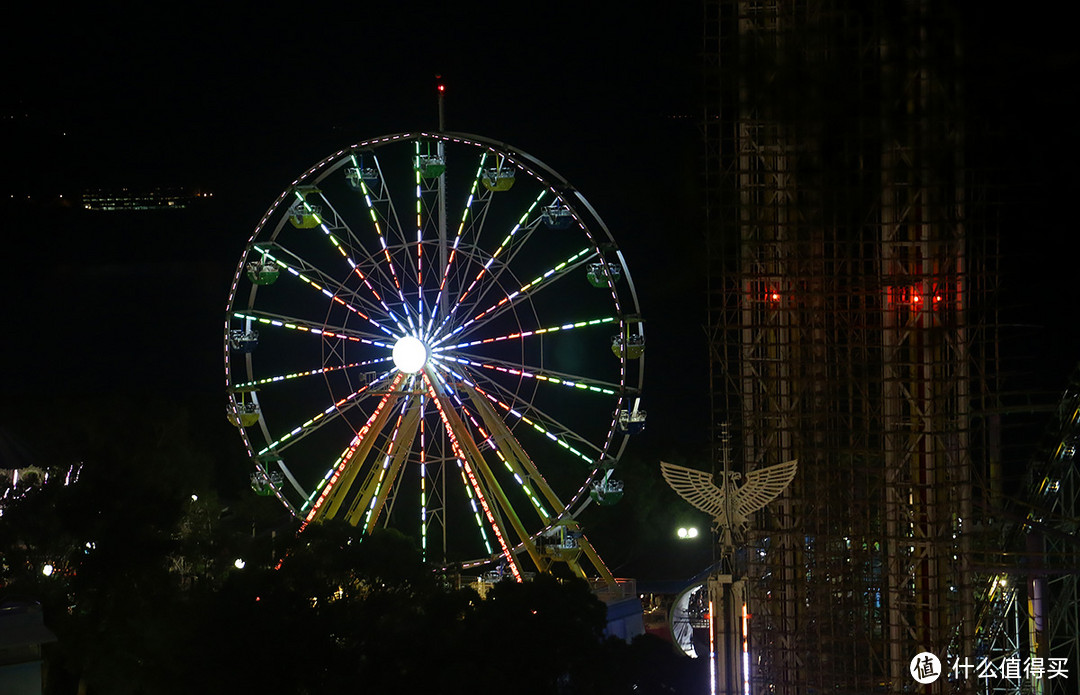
[248,131,636,279]
[224,130,645,574]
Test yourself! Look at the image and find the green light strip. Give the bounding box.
[435,246,595,346]
[294,190,403,328]
[232,359,388,390]
[436,364,594,466]
[453,394,552,522]
[434,316,616,352]
[231,311,390,347]
[435,355,616,396]
[431,189,548,335]
[255,374,388,457]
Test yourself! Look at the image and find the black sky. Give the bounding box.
[4,4,1079,412]
[1,5,1078,578]
[1,6,704,487]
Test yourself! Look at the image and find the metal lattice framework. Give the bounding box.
[224,132,645,582]
[968,370,1080,695]
[703,1,1005,692]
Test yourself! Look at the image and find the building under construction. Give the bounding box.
[703,1,1078,693]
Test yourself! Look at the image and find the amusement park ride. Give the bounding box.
[224,83,645,587]
[662,427,796,695]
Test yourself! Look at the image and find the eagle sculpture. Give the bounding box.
[660,459,797,544]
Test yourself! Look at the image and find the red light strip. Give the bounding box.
[299,372,404,531]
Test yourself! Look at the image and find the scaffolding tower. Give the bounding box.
[703,2,1003,692]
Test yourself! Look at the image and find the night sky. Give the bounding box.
[2,4,700,412]
[2,5,1077,577]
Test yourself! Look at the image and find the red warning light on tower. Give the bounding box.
[887,282,954,312]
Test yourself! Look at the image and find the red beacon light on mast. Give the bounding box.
[435,76,446,131]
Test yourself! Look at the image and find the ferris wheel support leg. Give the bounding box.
[348,404,423,530]
[314,384,403,524]
[464,386,567,519]
[424,375,525,579]
[560,519,619,591]
[459,436,544,574]
[462,385,617,588]
[464,387,552,524]
[428,383,543,574]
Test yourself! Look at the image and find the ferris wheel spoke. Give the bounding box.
[300,372,406,528]
[424,151,489,330]
[433,352,624,397]
[441,386,554,524]
[423,370,529,581]
[255,370,395,459]
[449,457,495,558]
[309,189,416,329]
[353,153,424,319]
[437,362,606,466]
[345,395,423,532]
[433,247,599,346]
[415,139,451,329]
[251,243,399,335]
[232,309,396,345]
[429,188,550,338]
[353,151,414,252]
[432,315,618,353]
[415,400,437,561]
[457,383,568,522]
[463,190,551,302]
[463,195,591,324]
[232,358,391,391]
[288,188,411,332]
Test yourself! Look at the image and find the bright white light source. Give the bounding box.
[42,564,54,577]
[677,527,699,539]
[234,558,246,570]
[392,336,428,374]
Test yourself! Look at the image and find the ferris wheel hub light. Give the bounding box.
[392,336,428,374]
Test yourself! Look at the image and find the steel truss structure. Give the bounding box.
[701,1,1030,692]
[970,371,1080,695]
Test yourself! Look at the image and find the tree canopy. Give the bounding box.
[1,402,703,694]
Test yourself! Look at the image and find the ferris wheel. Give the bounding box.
[224,131,645,581]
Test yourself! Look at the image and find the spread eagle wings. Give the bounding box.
[660,459,798,524]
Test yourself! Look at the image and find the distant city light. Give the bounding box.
[42,564,54,577]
